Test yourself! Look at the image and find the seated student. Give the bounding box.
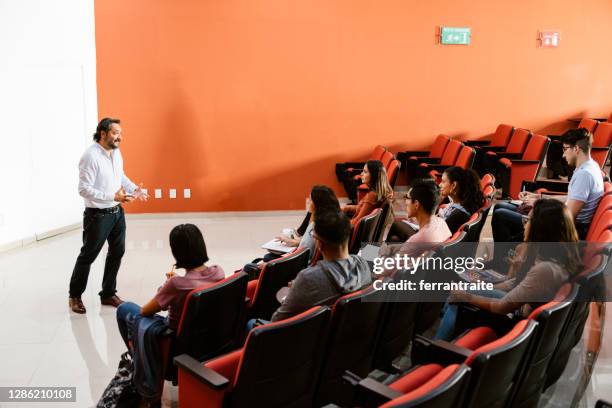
[116,224,225,349]
[342,159,394,227]
[438,167,485,233]
[435,199,581,340]
[378,179,451,269]
[294,160,393,236]
[268,185,340,263]
[269,210,372,322]
[388,168,484,241]
[492,128,604,242]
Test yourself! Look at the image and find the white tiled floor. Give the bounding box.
[0,211,610,407]
[0,212,302,407]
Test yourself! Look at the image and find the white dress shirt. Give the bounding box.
[78,143,137,208]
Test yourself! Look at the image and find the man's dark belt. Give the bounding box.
[85,205,121,215]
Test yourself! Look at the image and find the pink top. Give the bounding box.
[154,265,225,329]
[379,216,452,269]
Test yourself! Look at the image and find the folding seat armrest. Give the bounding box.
[415,157,442,164]
[342,371,402,408]
[174,354,230,389]
[480,146,506,153]
[591,146,610,152]
[464,140,492,147]
[536,189,566,196]
[342,161,367,169]
[398,150,430,157]
[493,152,523,160]
[505,159,541,167]
[424,163,452,173]
[411,335,471,366]
[527,180,569,193]
[455,304,515,335]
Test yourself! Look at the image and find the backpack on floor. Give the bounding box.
[97,351,141,408]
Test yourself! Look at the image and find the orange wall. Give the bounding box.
[94,0,612,213]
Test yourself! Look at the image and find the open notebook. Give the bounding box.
[262,239,294,254]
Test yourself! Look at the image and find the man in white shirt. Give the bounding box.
[69,118,147,314]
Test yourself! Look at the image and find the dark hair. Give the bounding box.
[310,185,340,214]
[93,117,121,142]
[514,199,581,282]
[313,210,352,246]
[443,167,485,214]
[408,179,440,214]
[169,224,209,269]
[560,128,592,153]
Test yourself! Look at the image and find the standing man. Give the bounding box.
[69,117,147,314]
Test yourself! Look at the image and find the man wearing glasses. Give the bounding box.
[492,128,604,242]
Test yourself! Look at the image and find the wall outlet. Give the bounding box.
[169,189,176,199]
[155,189,162,199]
[184,188,191,199]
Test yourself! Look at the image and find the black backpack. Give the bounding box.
[97,352,141,408]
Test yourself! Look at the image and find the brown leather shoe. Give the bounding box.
[69,297,86,314]
[101,295,124,307]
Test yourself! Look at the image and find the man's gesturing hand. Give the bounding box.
[115,187,135,203]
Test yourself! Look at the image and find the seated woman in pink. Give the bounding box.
[116,223,225,349]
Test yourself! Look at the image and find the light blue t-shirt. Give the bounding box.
[568,159,604,224]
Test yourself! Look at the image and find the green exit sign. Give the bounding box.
[440,27,471,45]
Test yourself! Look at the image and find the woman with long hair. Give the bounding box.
[435,199,582,340]
[342,159,394,226]
[274,185,340,262]
[438,167,485,233]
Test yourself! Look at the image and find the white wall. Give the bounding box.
[0,0,98,248]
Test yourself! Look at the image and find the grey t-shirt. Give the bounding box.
[568,159,604,224]
[271,255,372,322]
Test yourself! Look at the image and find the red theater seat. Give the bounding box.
[245,247,310,321]
[497,133,550,199]
[174,306,331,408]
[161,272,249,384]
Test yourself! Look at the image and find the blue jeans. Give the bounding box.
[116,301,142,350]
[434,289,507,341]
[491,202,525,243]
[245,318,270,337]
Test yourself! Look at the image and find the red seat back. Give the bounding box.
[522,133,549,161]
[586,194,612,242]
[578,118,599,133]
[387,159,401,188]
[232,307,331,407]
[249,247,311,320]
[381,151,395,169]
[506,128,531,154]
[430,134,450,158]
[592,122,612,168]
[454,146,475,169]
[490,124,514,147]
[440,140,463,166]
[371,145,387,161]
[480,173,495,189]
[315,286,385,405]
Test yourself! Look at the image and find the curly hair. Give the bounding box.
[443,167,484,214]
